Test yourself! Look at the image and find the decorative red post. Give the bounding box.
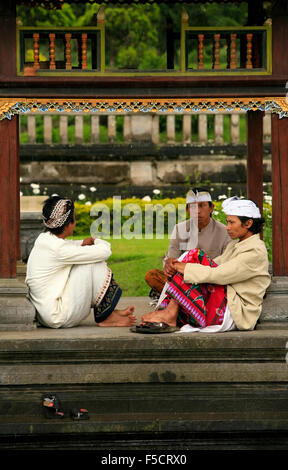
[213,34,220,69]
[271,114,288,276]
[0,116,20,278]
[197,34,204,69]
[81,33,88,70]
[246,110,263,215]
[33,33,40,69]
[65,33,72,70]
[230,33,237,69]
[246,33,253,69]
[49,33,56,70]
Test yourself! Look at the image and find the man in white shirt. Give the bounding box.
[145,188,231,296]
[26,196,136,329]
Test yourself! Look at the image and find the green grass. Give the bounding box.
[107,237,168,296]
[73,235,169,296]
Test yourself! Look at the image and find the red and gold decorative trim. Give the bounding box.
[1,97,288,120]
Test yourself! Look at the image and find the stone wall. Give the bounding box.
[20,111,272,198]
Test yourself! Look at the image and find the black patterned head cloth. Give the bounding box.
[43,198,72,229]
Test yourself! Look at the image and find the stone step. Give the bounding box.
[1,296,288,450]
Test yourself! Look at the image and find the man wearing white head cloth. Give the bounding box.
[139,196,271,333]
[145,187,231,297]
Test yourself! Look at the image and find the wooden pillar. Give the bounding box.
[246,110,263,214]
[271,114,288,276]
[0,116,20,278]
[0,1,17,79]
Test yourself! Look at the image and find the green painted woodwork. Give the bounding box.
[16,23,272,77]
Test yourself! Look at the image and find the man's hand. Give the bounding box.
[171,260,186,274]
[164,257,178,277]
[81,237,95,246]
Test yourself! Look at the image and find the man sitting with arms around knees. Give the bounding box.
[145,188,231,299]
[26,196,136,329]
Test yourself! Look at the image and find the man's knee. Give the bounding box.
[145,269,166,293]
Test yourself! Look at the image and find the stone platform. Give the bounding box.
[0,297,288,451]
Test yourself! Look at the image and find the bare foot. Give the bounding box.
[141,305,178,327]
[114,306,135,316]
[98,306,136,327]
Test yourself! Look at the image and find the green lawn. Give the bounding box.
[107,237,168,296]
[74,236,169,296]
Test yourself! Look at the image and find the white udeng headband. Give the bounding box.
[186,190,212,204]
[43,199,72,229]
[222,196,261,219]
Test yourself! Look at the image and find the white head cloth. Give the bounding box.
[186,190,212,204]
[222,196,261,219]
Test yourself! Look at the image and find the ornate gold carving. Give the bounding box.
[1,97,288,120]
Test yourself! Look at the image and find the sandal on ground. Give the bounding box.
[42,393,64,419]
[70,408,90,421]
[130,322,179,334]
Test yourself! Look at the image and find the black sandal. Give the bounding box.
[42,393,65,419]
[130,322,179,334]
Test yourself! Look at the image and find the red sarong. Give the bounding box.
[159,249,227,328]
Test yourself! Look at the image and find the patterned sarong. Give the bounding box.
[93,277,122,323]
[159,249,227,328]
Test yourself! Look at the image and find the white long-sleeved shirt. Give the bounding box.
[26,232,112,327]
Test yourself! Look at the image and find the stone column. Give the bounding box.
[75,115,83,144]
[27,115,36,144]
[91,115,99,143]
[166,115,175,143]
[182,114,191,144]
[123,115,131,143]
[198,114,207,142]
[108,115,116,142]
[152,114,159,144]
[130,114,152,141]
[43,115,52,144]
[59,115,68,144]
[263,113,271,142]
[214,114,224,144]
[230,114,240,144]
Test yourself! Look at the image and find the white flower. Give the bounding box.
[218,194,227,200]
[264,195,272,205]
[85,201,92,206]
[89,187,97,192]
[19,177,22,183]
[78,194,86,200]
[153,189,160,195]
[20,191,23,197]
[33,188,40,195]
[227,186,232,190]
[30,183,40,189]
[213,210,219,215]
[142,195,151,202]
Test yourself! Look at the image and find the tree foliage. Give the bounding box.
[17,2,248,70]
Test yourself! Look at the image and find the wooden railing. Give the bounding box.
[16,5,271,76]
[19,112,272,146]
[181,8,272,74]
[17,7,105,75]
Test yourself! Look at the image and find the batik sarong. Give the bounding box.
[159,249,227,328]
[93,277,122,323]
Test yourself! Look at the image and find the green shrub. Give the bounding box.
[74,197,272,261]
